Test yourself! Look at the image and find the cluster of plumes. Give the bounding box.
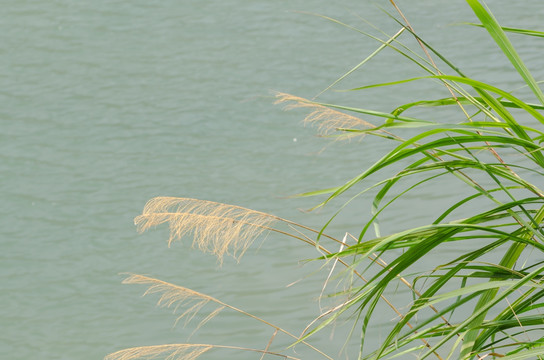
[105,344,212,360]
[274,92,375,139]
[122,274,225,328]
[134,197,277,262]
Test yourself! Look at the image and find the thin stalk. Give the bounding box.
[312,27,405,99]
[260,329,279,360]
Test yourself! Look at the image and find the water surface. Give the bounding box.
[2,1,544,359]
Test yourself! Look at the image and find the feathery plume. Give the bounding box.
[122,274,223,328]
[105,344,212,360]
[105,344,301,360]
[134,197,276,262]
[274,92,375,138]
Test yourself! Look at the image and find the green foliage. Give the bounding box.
[107,1,544,359]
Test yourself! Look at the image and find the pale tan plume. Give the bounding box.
[105,344,301,360]
[122,274,223,328]
[274,92,375,137]
[105,344,212,360]
[134,197,276,262]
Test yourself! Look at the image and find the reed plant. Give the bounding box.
[107,1,544,359]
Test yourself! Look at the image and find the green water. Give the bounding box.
[2,1,544,359]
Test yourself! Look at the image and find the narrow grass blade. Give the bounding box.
[464,22,544,38]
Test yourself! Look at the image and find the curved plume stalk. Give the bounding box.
[274,92,376,138]
[134,197,276,262]
[122,274,334,360]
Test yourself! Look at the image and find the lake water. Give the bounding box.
[2,1,544,359]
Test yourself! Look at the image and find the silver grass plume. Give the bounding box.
[274,92,375,138]
[105,344,212,360]
[122,274,225,328]
[105,344,301,360]
[134,197,276,262]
